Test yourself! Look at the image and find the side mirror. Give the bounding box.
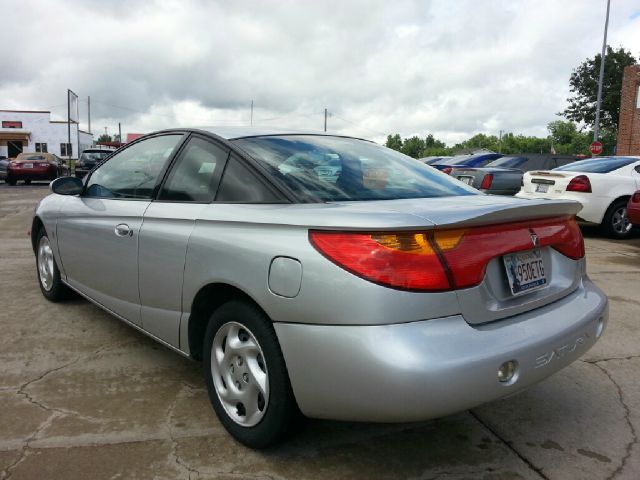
[50,176,83,195]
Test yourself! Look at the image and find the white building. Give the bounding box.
[0,109,93,159]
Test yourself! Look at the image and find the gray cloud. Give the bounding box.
[1,0,638,143]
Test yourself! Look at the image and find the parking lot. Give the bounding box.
[0,183,638,480]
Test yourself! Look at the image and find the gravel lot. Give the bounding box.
[1,183,639,480]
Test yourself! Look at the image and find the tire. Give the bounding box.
[6,176,16,186]
[203,299,301,448]
[35,228,74,301]
[601,199,633,239]
[24,179,32,185]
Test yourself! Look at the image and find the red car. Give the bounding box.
[6,152,67,185]
[628,191,640,225]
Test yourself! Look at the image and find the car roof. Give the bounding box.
[193,126,366,141]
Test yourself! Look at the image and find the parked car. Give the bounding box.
[627,191,640,225]
[419,156,452,165]
[431,153,503,174]
[517,156,640,238]
[0,156,9,182]
[6,152,68,185]
[32,127,608,448]
[451,155,577,196]
[75,147,117,178]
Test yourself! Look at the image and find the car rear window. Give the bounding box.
[487,157,527,168]
[553,157,637,173]
[233,135,477,202]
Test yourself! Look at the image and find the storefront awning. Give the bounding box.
[0,130,31,141]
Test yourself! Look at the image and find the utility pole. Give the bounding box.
[250,100,254,126]
[324,108,328,132]
[498,129,503,153]
[593,0,611,143]
[67,90,71,160]
[88,96,91,134]
[118,122,122,144]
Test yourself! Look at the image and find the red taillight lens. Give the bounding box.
[441,167,453,175]
[309,216,584,292]
[480,173,493,189]
[308,231,452,291]
[566,175,591,193]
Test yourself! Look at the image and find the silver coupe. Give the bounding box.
[32,127,608,448]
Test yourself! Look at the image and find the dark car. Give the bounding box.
[431,153,504,174]
[450,155,577,195]
[628,191,640,226]
[6,153,68,185]
[419,156,452,165]
[75,148,116,178]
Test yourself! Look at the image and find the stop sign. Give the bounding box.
[590,141,603,155]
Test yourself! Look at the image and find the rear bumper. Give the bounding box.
[275,277,607,422]
[516,191,605,224]
[7,168,57,181]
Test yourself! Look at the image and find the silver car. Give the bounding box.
[32,127,608,448]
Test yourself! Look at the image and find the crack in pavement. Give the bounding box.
[166,383,202,480]
[583,355,640,364]
[469,411,550,480]
[589,362,638,480]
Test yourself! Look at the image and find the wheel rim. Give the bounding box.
[612,207,632,234]
[210,321,269,427]
[37,236,55,291]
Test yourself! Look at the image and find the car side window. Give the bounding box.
[85,135,182,199]
[215,156,281,203]
[159,137,229,202]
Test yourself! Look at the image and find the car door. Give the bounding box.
[138,135,229,346]
[56,134,184,325]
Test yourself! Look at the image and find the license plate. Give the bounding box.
[535,184,548,193]
[503,249,547,296]
[23,163,33,169]
[457,176,474,185]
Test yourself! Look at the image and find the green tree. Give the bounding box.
[97,133,113,143]
[385,134,403,151]
[400,136,426,158]
[561,46,637,133]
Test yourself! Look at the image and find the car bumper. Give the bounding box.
[275,276,607,422]
[7,168,57,181]
[515,191,606,224]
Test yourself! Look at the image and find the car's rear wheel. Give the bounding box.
[36,228,73,301]
[6,176,16,186]
[24,179,31,185]
[601,199,633,239]
[203,299,301,448]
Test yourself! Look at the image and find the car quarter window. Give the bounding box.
[159,137,229,202]
[215,155,282,203]
[85,135,182,199]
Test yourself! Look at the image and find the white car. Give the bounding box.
[517,156,640,239]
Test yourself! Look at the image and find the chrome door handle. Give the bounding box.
[114,223,132,237]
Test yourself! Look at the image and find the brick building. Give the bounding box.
[617,64,640,155]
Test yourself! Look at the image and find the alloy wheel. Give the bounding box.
[37,236,55,291]
[612,206,632,235]
[210,321,269,427]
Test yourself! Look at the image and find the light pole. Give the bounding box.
[593,0,611,143]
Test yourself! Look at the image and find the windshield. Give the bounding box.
[81,152,111,162]
[234,135,477,202]
[553,157,637,173]
[487,157,527,168]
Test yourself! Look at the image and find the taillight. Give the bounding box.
[309,216,584,292]
[441,167,453,175]
[566,175,591,193]
[480,173,493,189]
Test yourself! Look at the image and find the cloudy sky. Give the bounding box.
[2,0,639,144]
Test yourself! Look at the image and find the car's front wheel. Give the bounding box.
[36,228,73,301]
[203,299,301,448]
[601,199,633,239]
